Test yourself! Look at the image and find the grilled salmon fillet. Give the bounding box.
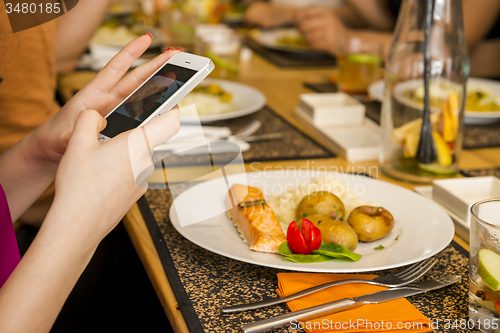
[226,184,286,253]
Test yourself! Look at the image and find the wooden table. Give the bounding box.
[109,50,500,332]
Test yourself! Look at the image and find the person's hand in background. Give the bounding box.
[296,6,348,55]
[244,1,297,28]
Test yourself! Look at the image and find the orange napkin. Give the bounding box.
[277,273,431,333]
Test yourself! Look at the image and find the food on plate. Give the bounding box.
[347,206,394,242]
[193,83,233,102]
[286,219,322,255]
[225,184,286,254]
[300,214,358,251]
[178,83,233,116]
[295,191,345,222]
[278,241,362,263]
[466,89,500,112]
[277,34,308,48]
[402,82,500,112]
[267,175,373,230]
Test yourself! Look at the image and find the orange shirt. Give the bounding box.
[0,8,60,155]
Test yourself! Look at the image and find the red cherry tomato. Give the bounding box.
[286,219,322,255]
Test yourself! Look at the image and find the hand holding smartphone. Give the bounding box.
[98,52,214,142]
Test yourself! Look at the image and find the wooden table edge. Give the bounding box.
[122,203,190,333]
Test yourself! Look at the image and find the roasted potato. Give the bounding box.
[347,206,394,242]
[296,191,345,221]
[299,214,358,251]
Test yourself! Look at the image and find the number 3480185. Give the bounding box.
[5,3,61,14]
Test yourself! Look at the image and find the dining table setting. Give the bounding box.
[56,2,500,332]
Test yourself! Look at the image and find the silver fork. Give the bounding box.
[221,257,437,313]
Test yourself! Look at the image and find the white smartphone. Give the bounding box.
[98,52,214,142]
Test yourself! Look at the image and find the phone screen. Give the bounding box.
[100,63,197,138]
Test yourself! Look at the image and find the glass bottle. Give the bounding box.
[379,0,469,184]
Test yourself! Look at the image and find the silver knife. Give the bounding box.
[240,275,461,333]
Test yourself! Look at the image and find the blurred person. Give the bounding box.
[0,0,112,226]
[0,35,181,333]
[295,0,500,78]
[244,0,342,28]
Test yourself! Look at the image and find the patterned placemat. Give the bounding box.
[244,37,337,68]
[140,187,476,333]
[461,167,500,178]
[153,106,335,168]
[304,82,500,149]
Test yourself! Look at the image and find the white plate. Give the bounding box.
[368,78,500,125]
[179,79,266,124]
[253,28,323,54]
[169,171,455,273]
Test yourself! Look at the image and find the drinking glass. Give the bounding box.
[202,33,240,80]
[337,38,382,95]
[160,7,197,52]
[469,199,500,332]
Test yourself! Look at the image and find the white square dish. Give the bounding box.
[299,93,365,126]
[295,106,380,162]
[414,186,469,242]
[432,176,500,223]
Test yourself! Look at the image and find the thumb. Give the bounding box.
[140,105,180,148]
[70,109,107,147]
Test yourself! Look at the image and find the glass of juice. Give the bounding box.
[160,7,197,52]
[202,32,240,81]
[469,199,500,332]
[337,38,382,95]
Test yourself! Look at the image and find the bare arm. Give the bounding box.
[462,0,500,51]
[54,0,112,73]
[244,1,298,28]
[346,0,395,31]
[297,6,393,58]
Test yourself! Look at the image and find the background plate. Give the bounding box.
[169,171,454,272]
[253,28,324,55]
[179,79,266,124]
[368,78,500,125]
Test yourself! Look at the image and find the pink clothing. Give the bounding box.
[0,184,20,287]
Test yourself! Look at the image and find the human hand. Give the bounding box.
[44,106,179,249]
[244,2,296,28]
[296,6,347,55]
[26,34,181,172]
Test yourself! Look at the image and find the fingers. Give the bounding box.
[109,50,181,103]
[141,105,180,148]
[296,5,321,22]
[69,110,107,147]
[299,16,325,34]
[88,34,153,93]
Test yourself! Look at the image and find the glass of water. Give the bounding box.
[469,199,500,332]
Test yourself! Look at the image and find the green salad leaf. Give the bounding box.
[278,242,332,263]
[313,243,362,262]
[278,242,362,263]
